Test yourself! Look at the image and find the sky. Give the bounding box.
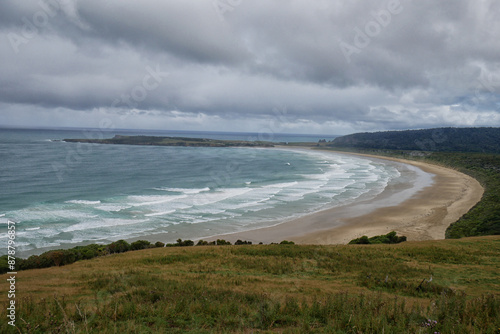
[1,0,500,135]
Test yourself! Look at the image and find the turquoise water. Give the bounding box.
[0,128,412,256]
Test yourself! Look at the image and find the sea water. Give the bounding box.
[0,128,425,256]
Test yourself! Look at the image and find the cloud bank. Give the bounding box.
[1,0,500,134]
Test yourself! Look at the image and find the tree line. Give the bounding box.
[328,127,500,153]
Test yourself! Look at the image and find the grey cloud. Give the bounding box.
[1,0,500,133]
[77,0,250,65]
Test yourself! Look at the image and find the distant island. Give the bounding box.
[64,135,275,147]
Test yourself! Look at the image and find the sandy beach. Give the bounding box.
[210,150,484,245]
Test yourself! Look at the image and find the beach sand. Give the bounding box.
[209,151,484,245]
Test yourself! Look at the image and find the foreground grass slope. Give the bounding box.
[1,236,499,333]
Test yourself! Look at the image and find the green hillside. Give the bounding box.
[328,127,500,153]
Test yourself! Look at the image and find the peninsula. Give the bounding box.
[64,135,275,147]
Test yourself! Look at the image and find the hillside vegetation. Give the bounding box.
[1,236,499,333]
[328,127,500,153]
[424,153,500,238]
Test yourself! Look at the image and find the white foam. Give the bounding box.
[96,204,132,212]
[128,194,188,207]
[145,210,176,217]
[154,187,210,194]
[189,207,228,215]
[274,179,330,201]
[11,208,98,222]
[190,188,253,207]
[63,218,149,233]
[65,200,102,205]
[12,241,31,248]
[222,197,273,211]
[31,241,62,249]
[262,181,298,189]
[182,215,231,224]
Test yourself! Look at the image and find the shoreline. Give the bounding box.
[204,149,484,245]
[12,148,486,257]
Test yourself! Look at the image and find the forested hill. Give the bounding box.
[329,127,500,153]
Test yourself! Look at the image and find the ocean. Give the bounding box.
[0,128,425,256]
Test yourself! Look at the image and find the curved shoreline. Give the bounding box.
[209,150,484,245]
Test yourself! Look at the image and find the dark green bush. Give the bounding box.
[107,240,131,253]
[130,240,152,250]
[235,240,252,245]
[349,231,407,245]
[176,239,195,247]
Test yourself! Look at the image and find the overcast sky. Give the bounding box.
[1,0,499,135]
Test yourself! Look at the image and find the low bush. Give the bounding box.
[130,240,152,250]
[349,231,407,244]
[107,240,131,254]
[235,240,252,245]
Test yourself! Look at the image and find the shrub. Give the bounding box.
[130,240,152,250]
[196,240,209,246]
[107,240,131,253]
[18,255,39,270]
[235,240,252,245]
[176,239,195,247]
[195,240,217,246]
[349,231,407,245]
[155,241,165,248]
[46,251,66,267]
[72,244,105,260]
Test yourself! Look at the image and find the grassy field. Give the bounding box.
[1,236,499,333]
